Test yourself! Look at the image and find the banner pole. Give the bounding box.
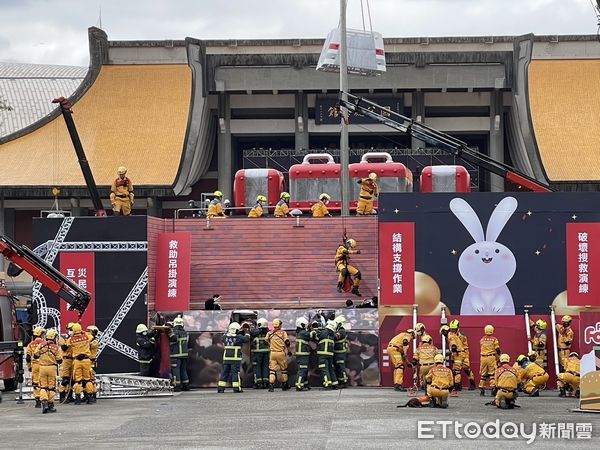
[524,305,533,353]
[550,305,561,379]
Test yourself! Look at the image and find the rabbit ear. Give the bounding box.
[486,196,518,242]
[449,198,484,242]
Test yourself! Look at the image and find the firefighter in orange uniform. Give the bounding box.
[530,319,548,368]
[67,323,95,405]
[335,238,362,296]
[412,334,438,390]
[356,172,379,215]
[443,323,464,391]
[274,192,291,217]
[110,166,134,216]
[87,325,99,403]
[513,354,526,390]
[207,191,227,218]
[557,352,580,398]
[26,326,46,408]
[520,350,549,397]
[248,195,266,218]
[451,320,476,390]
[494,354,519,409]
[265,318,291,392]
[387,328,415,391]
[556,315,574,371]
[34,328,62,414]
[425,354,453,408]
[479,325,501,396]
[415,323,427,343]
[59,323,74,403]
[311,193,332,217]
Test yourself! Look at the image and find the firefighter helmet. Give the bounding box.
[421,334,432,344]
[319,193,331,202]
[516,354,526,363]
[434,354,444,364]
[117,166,127,175]
[173,316,184,327]
[449,319,460,330]
[272,318,282,329]
[46,329,58,341]
[256,195,267,203]
[535,319,547,330]
[440,325,450,335]
[136,324,148,334]
[406,329,415,337]
[214,190,223,198]
[280,192,290,200]
[527,350,537,358]
[561,315,572,324]
[295,317,309,329]
[484,325,494,335]
[334,315,347,326]
[33,326,45,337]
[66,322,74,330]
[71,323,82,334]
[326,320,337,332]
[368,172,378,181]
[499,354,510,363]
[257,318,268,329]
[87,325,99,336]
[345,238,357,249]
[228,322,241,334]
[415,323,426,334]
[569,351,579,358]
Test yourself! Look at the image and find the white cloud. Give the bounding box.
[0,0,596,66]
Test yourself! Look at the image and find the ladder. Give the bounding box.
[97,373,173,398]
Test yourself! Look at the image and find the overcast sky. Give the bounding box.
[0,0,598,67]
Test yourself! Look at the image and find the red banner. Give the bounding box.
[379,222,415,306]
[155,232,191,311]
[566,223,600,306]
[60,252,95,333]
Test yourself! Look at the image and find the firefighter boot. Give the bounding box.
[48,402,56,413]
[268,384,274,392]
[41,400,48,414]
[469,379,477,391]
[282,382,290,391]
[351,286,361,297]
[217,388,225,393]
[575,389,580,398]
[480,388,485,396]
[35,398,41,408]
[394,384,406,392]
[337,282,343,293]
[74,394,81,405]
[59,391,65,403]
[262,381,269,389]
[559,388,566,398]
[454,383,461,392]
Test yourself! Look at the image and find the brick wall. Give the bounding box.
[147,216,378,310]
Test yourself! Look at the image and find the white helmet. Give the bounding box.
[173,316,184,327]
[296,317,309,329]
[228,322,241,334]
[334,315,347,327]
[257,318,268,329]
[326,320,337,332]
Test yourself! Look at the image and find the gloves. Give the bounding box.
[287,351,293,357]
[564,341,572,346]
[411,358,418,367]
[529,320,534,327]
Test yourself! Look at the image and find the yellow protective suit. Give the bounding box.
[335,245,360,287]
[266,329,289,384]
[556,324,574,370]
[67,332,94,397]
[557,356,580,391]
[34,342,63,407]
[523,361,549,394]
[274,200,290,217]
[110,176,134,216]
[425,364,453,407]
[479,335,500,389]
[207,199,226,218]
[311,201,330,217]
[248,203,264,218]
[447,331,464,384]
[356,178,378,215]
[414,342,438,386]
[494,364,519,408]
[26,337,45,401]
[388,332,413,386]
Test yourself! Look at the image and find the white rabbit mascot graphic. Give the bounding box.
[449,197,518,315]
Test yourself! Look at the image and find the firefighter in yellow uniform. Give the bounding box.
[311,193,332,217]
[248,195,266,218]
[451,320,476,390]
[34,329,62,414]
[442,323,465,391]
[110,166,134,216]
[26,326,46,408]
[265,318,291,392]
[59,323,74,403]
[412,334,438,390]
[388,328,415,391]
[530,319,548,368]
[274,192,291,217]
[494,354,519,409]
[67,323,95,405]
[415,323,427,343]
[479,324,501,396]
[557,352,580,398]
[335,238,362,296]
[556,315,574,371]
[87,325,99,403]
[520,350,549,397]
[513,354,526,391]
[425,354,453,408]
[356,172,379,215]
[207,191,227,218]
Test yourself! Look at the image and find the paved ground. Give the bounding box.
[0,387,598,449]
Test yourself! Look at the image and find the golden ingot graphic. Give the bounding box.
[414,271,441,314]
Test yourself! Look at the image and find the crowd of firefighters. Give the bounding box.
[388,315,580,409]
[25,323,99,414]
[206,171,380,219]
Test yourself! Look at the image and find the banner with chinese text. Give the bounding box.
[567,223,600,307]
[155,232,191,311]
[59,252,95,332]
[379,222,415,306]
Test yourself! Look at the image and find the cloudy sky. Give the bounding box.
[0,0,598,67]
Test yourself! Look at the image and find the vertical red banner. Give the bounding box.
[566,223,600,306]
[379,222,415,306]
[155,232,191,311]
[60,252,95,333]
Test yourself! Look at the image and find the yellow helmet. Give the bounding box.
[527,350,537,358]
[346,238,357,249]
[117,166,127,175]
[406,329,415,337]
[434,354,444,363]
[272,318,282,329]
[535,319,547,330]
[421,334,432,344]
[561,315,572,324]
[319,193,330,202]
[136,324,148,333]
[484,325,494,335]
[46,329,58,341]
[415,323,425,333]
[214,190,223,198]
[33,326,45,337]
[66,322,74,330]
[440,325,450,335]
[499,354,510,363]
[368,172,377,181]
[71,323,82,334]
[256,195,267,203]
[280,192,290,199]
[516,354,526,363]
[449,319,459,330]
